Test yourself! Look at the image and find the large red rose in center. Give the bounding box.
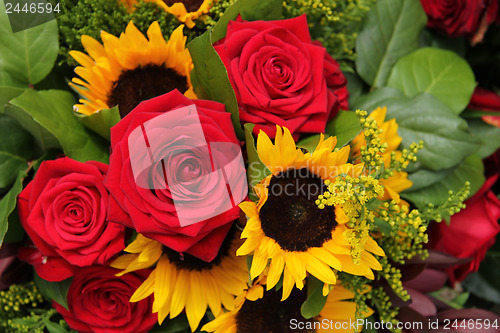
[214,15,348,139]
[105,90,246,262]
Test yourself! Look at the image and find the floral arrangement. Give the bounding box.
[1,0,500,332]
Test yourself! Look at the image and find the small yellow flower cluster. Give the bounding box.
[0,282,43,314]
[421,182,470,223]
[317,175,384,264]
[355,109,423,179]
[368,286,401,331]
[0,282,51,333]
[282,0,376,61]
[376,200,428,263]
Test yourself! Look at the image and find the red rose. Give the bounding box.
[105,90,246,262]
[53,266,157,333]
[427,190,500,283]
[17,157,127,281]
[420,0,499,43]
[468,87,500,127]
[214,15,348,139]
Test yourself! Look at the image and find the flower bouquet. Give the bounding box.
[1,0,500,332]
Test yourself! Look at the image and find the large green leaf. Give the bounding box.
[344,72,367,106]
[466,118,500,159]
[0,114,33,188]
[244,123,270,199]
[387,48,476,114]
[3,207,24,243]
[463,271,500,305]
[402,155,485,207]
[77,106,120,141]
[355,92,482,171]
[0,0,58,84]
[6,90,109,163]
[297,111,362,153]
[419,29,466,57]
[301,276,327,319]
[351,86,405,111]
[149,316,190,333]
[296,134,323,153]
[5,103,61,157]
[34,273,72,310]
[0,168,27,246]
[0,71,26,113]
[325,110,362,148]
[188,31,244,140]
[406,165,458,192]
[355,0,426,88]
[43,318,71,333]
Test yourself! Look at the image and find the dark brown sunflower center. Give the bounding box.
[259,168,337,252]
[236,288,315,333]
[108,64,188,118]
[163,224,236,271]
[163,0,204,12]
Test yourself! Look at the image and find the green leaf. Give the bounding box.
[0,168,27,246]
[387,47,476,114]
[3,207,25,243]
[212,0,282,42]
[188,31,244,140]
[0,71,26,113]
[301,276,327,319]
[244,123,270,198]
[34,273,72,310]
[402,155,485,207]
[0,0,58,84]
[351,87,405,111]
[297,134,323,153]
[406,165,458,192]
[149,316,190,333]
[43,318,71,333]
[419,29,466,57]
[344,72,367,106]
[374,217,392,235]
[467,118,500,159]
[355,0,426,88]
[462,108,500,118]
[357,92,482,171]
[11,318,39,327]
[5,103,60,156]
[463,258,500,305]
[325,110,362,148]
[77,106,120,141]
[6,0,56,33]
[6,90,109,163]
[0,114,33,188]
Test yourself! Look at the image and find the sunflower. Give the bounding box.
[350,107,413,202]
[237,126,384,301]
[120,0,212,28]
[202,283,368,333]
[70,21,195,118]
[152,0,213,28]
[111,232,248,332]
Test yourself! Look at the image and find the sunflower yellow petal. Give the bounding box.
[186,271,207,332]
[170,269,188,318]
[250,252,268,279]
[130,270,156,302]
